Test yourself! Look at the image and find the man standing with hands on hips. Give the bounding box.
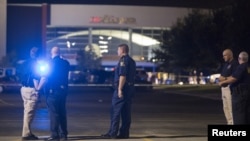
[101,44,136,139]
[218,49,238,125]
[45,46,70,141]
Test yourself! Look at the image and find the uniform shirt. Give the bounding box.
[20,58,40,87]
[220,59,239,87]
[46,56,70,90]
[114,55,136,85]
[231,63,250,88]
[221,59,239,77]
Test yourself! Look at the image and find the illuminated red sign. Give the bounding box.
[90,15,136,24]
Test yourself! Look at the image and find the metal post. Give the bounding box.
[128,28,133,57]
[0,0,7,60]
[41,3,48,57]
[88,27,93,46]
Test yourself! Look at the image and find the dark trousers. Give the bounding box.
[46,90,68,138]
[232,87,250,124]
[108,86,134,137]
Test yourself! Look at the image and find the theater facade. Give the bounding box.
[46,4,191,71]
[3,3,192,71]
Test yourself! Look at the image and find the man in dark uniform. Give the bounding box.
[219,51,250,124]
[218,49,239,125]
[102,44,136,139]
[45,46,70,141]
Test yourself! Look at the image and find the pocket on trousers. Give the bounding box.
[21,87,38,101]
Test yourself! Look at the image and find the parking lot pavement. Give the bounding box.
[169,91,221,100]
[0,84,218,141]
[0,136,207,141]
[154,84,221,100]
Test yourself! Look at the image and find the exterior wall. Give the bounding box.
[7,4,42,59]
[48,5,193,70]
[0,0,7,60]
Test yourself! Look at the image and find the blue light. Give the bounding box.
[39,65,46,72]
[36,60,49,76]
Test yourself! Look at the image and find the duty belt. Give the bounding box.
[48,85,67,93]
[126,82,134,86]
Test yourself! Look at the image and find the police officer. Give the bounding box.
[101,44,136,139]
[219,51,250,124]
[20,47,46,140]
[218,49,239,125]
[45,46,70,141]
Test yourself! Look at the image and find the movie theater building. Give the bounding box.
[45,5,191,70]
[2,2,192,71]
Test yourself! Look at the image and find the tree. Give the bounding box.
[75,44,102,71]
[153,0,250,74]
[212,0,250,55]
[153,10,219,74]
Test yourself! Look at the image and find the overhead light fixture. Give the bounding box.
[99,45,108,49]
[99,36,104,40]
[107,36,112,40]
[98,41,108,44]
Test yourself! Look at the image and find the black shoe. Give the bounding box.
[22,134,39,140]
[117,135,129,139]
[101,133,116,139]
[45,136,59,141]
[60,137,68,141]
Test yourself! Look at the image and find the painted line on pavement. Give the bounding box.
[143,139,153,141]
[0,99,15,106]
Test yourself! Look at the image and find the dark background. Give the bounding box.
[7,0,234,9]
[7,6,42,59]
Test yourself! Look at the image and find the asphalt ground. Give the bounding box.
[154,84,221,100]
[0,84,222,141]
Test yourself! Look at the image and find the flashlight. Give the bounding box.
[36,60,49,76]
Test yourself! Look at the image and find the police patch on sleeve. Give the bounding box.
[120,61,125,66]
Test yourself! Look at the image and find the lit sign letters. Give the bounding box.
[90,15,136,24]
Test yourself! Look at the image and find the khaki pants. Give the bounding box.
[20,87,39,137]
[221,86,233,125]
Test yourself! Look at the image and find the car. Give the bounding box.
[0,67,21,93]
[209,73,221,84]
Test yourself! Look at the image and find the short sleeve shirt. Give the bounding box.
[221,59,239,77]
[231,63,249,88]
[20,58,40,87]
[114,55,136,84]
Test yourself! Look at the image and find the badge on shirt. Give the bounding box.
[120,61,125,66]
